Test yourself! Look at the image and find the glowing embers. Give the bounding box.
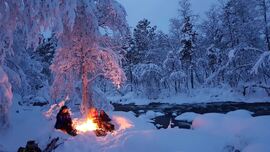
[57,107,134,137]
[73,117,98,133]
[73,108,100,133]
[73,108,115,136]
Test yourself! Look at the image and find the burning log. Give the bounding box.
[97,110,115,132]
[100,110,112,122]
[54,106,114,137]
[89,108,115,136]
[74,108,115,137]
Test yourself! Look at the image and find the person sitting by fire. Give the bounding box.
[99,110,114,132]
[55,106,77,136]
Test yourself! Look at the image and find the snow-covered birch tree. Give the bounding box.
[50,0,128,114]
[0,0,128,122]
[0,66,12,128]
[0,0,60,127]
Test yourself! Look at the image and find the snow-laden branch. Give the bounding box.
[206,47,266,84]
[251,51,270,74]
[88,73,104,83]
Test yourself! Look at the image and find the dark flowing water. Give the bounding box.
[112,102,270,129]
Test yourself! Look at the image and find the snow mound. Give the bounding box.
[175,112,200,122]
[192,110,270,152]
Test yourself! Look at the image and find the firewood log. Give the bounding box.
[43,137,60,152]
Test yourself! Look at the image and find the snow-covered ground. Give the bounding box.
[1,95,270,152]
[110,86,270,105]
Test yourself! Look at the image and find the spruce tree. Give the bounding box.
[178,0,197,89]
[133,19,157,64]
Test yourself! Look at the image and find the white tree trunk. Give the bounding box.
[0,66,12,128]
[81,64,89,115]
[261,0,270,51]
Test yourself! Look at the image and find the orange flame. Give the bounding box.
[73,107,133,134]
[73,108,99,133]
[73,117,98,133]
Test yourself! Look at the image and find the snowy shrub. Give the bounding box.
[162,51,187,93]
[133,63,162,99]
[251,51,270,74]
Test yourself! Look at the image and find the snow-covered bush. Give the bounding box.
[205,46,270,96]
[251,51,270,75]
[162,51,187,93]
[133,63,162,99]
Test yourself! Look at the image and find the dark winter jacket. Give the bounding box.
[55,112,72,129]
[54,106,77,136]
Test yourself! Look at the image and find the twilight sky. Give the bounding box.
[117,0,217,32]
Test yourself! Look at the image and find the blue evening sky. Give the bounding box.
[117,0,217,32]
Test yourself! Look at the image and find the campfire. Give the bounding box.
[72,108,115,136]
[74,118,98,133]
[51,104,133,137]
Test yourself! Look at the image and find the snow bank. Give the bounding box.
[175,112,200,122]
[192,110,270,152]
[58,110,270,152]
[139,111,164,119]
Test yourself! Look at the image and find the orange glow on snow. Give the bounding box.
[113,116,133,130]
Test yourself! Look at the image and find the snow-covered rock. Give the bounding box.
[175,112,200,122]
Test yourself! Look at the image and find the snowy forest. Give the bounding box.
[0,0,270,152]
[123,0,270,100]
